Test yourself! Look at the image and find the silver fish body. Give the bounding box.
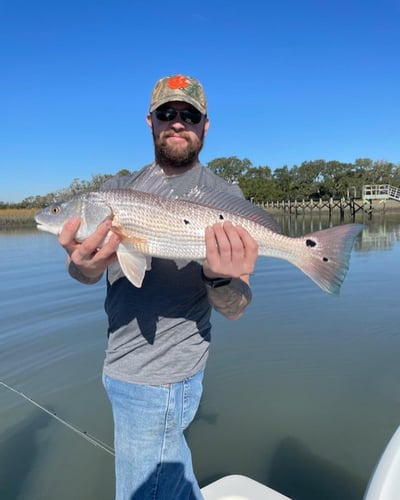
[35,188,363,294]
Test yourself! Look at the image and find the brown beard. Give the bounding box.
[153,129,205,169]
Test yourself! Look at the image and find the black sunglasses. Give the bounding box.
[154,106,203,125]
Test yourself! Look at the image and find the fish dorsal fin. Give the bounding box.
[116,243,152,288]
[179,186,282,233]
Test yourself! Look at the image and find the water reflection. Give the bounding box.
[275,212,400,252]
[356,215,400,252]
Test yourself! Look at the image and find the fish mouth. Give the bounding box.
[36,223,59,235]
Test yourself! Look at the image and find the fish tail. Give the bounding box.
[293,223,363,294]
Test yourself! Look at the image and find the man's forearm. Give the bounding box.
[67,257,104,285]
[205,278,252,320]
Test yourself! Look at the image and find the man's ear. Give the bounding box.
[203,117,210,137]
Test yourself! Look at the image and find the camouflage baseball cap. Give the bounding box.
[149,74,207,115]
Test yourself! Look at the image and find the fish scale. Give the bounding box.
[35,188,364,294]
[109,189,284,259]
[112,193,256,258]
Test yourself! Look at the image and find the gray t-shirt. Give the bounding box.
[102,162,243,385]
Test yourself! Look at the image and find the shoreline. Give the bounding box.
[0,208,38,229]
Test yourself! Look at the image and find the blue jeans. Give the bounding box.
[103,370,204,500]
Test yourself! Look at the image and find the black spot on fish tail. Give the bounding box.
[305,238,329,262]
[219,214,224,220]
[183,219,190,225]
[298,223,364,295]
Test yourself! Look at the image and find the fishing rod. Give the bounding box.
[0,380,115,457]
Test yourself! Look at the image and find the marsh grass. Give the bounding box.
[0,208,38,228]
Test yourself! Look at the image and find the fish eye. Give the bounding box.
[51,205,60,215]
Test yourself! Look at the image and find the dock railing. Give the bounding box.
[362,184,400,202]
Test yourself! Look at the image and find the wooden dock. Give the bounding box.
[262,198,371,218]
[260,184,400,218]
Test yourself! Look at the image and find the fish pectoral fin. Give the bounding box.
[116,244,152,288]
[111,222,148,247]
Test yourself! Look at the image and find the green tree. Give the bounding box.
[353,158,397,188]
[207,156,251,183]
[116,169,131,177]
[239,166,275,202]
[369,160,396,184]
[273,166,295,199]
[296,160,326,198]
[321,161,355,198]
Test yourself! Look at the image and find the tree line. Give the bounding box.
[2,158,400,209]
[207,157,400,203]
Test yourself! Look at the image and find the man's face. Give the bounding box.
[147,101,209,169]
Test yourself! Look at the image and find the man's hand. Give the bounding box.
[59,216,121,280]
[203,221,258,285]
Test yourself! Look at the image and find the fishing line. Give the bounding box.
[0,380,115,457]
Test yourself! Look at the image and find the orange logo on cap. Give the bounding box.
[168,75,189,89]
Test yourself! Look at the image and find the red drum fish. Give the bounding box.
[35,188,363,294]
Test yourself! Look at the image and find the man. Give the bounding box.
[59,74,258,499]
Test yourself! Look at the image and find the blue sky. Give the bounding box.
[1,0,399,202]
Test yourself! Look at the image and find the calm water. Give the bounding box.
[1,213,400,500]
